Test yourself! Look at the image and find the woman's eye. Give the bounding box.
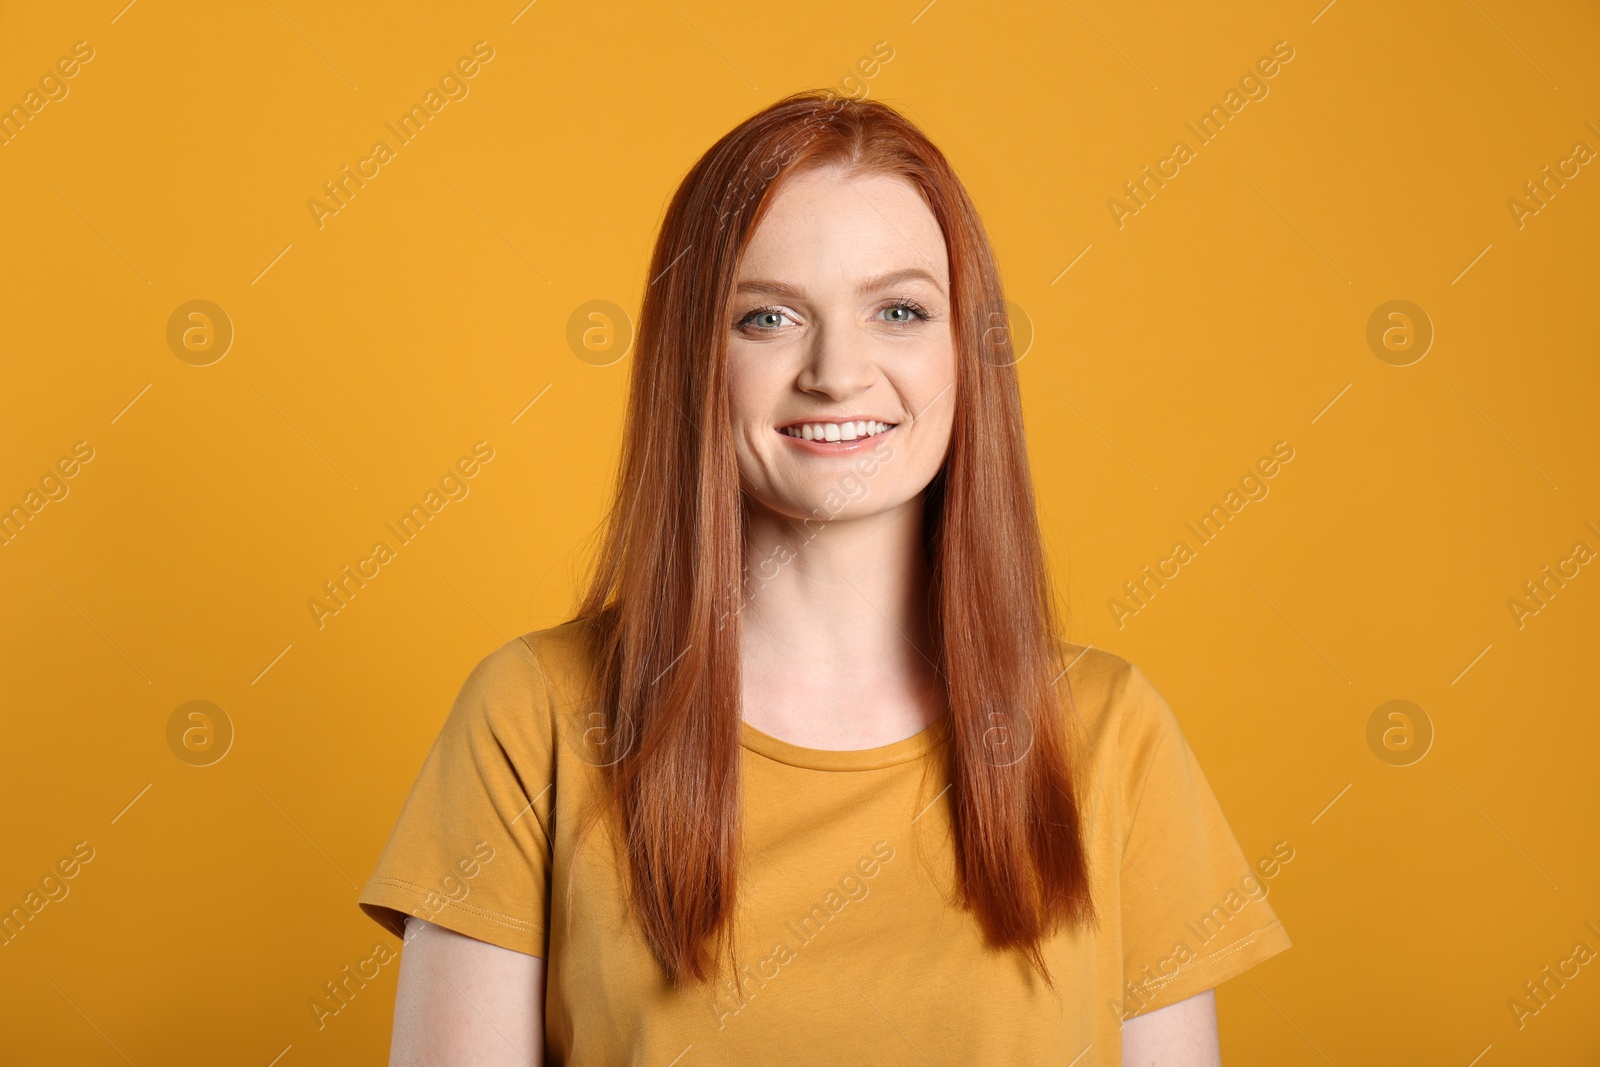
[738,308,794,331]
[881,301,928,324]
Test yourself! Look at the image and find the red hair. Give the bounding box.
[567,88,1095,989]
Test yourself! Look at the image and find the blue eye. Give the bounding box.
[736,300,933,332]
[881,300,931,324]
[737,307,795,331]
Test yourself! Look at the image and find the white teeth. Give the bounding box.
[779,421,895,442]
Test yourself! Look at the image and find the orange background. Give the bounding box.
[2,0,1597,1063]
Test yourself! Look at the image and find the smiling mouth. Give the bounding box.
[777,419,897,443]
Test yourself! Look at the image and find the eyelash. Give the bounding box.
[735,299,934,332]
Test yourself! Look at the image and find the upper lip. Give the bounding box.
[776,414,899,430]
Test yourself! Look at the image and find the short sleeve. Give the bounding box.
[1115,664,1292,1016]
[357,634,556,958]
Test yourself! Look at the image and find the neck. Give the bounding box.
[737,493,942,722]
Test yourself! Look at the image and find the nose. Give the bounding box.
[795,319,876,400]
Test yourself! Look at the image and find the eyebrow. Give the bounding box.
[733,266,947,299]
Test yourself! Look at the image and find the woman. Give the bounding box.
[358,89,1291,1065]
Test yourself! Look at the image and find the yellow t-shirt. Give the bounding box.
[358,620,1291,1064]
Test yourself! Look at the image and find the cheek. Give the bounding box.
[725,355,773,436]
[894,340,957,439]
[724,350,790,475]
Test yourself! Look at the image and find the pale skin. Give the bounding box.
[385,163,1219,1065]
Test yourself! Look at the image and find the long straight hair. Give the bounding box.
[567,89,1095,990]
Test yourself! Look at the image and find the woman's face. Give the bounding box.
[726,164,957,525]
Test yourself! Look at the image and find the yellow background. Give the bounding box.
[2,0,1596,1062]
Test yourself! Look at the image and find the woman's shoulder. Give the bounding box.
[464,617,597,692]
[446,618,601,746]
[1050,637,1183,760]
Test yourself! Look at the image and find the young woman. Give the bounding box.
[359,90,1291,1065]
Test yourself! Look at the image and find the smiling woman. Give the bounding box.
[358,88,1290,1066]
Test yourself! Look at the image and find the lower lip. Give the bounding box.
[775,426,895,455]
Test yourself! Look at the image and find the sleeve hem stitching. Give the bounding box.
[365,877,542,932]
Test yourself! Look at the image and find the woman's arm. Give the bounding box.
[1121,988,1220,1067]
[387,916,546,1066]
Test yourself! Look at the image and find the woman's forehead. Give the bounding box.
[737,169,949,291]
